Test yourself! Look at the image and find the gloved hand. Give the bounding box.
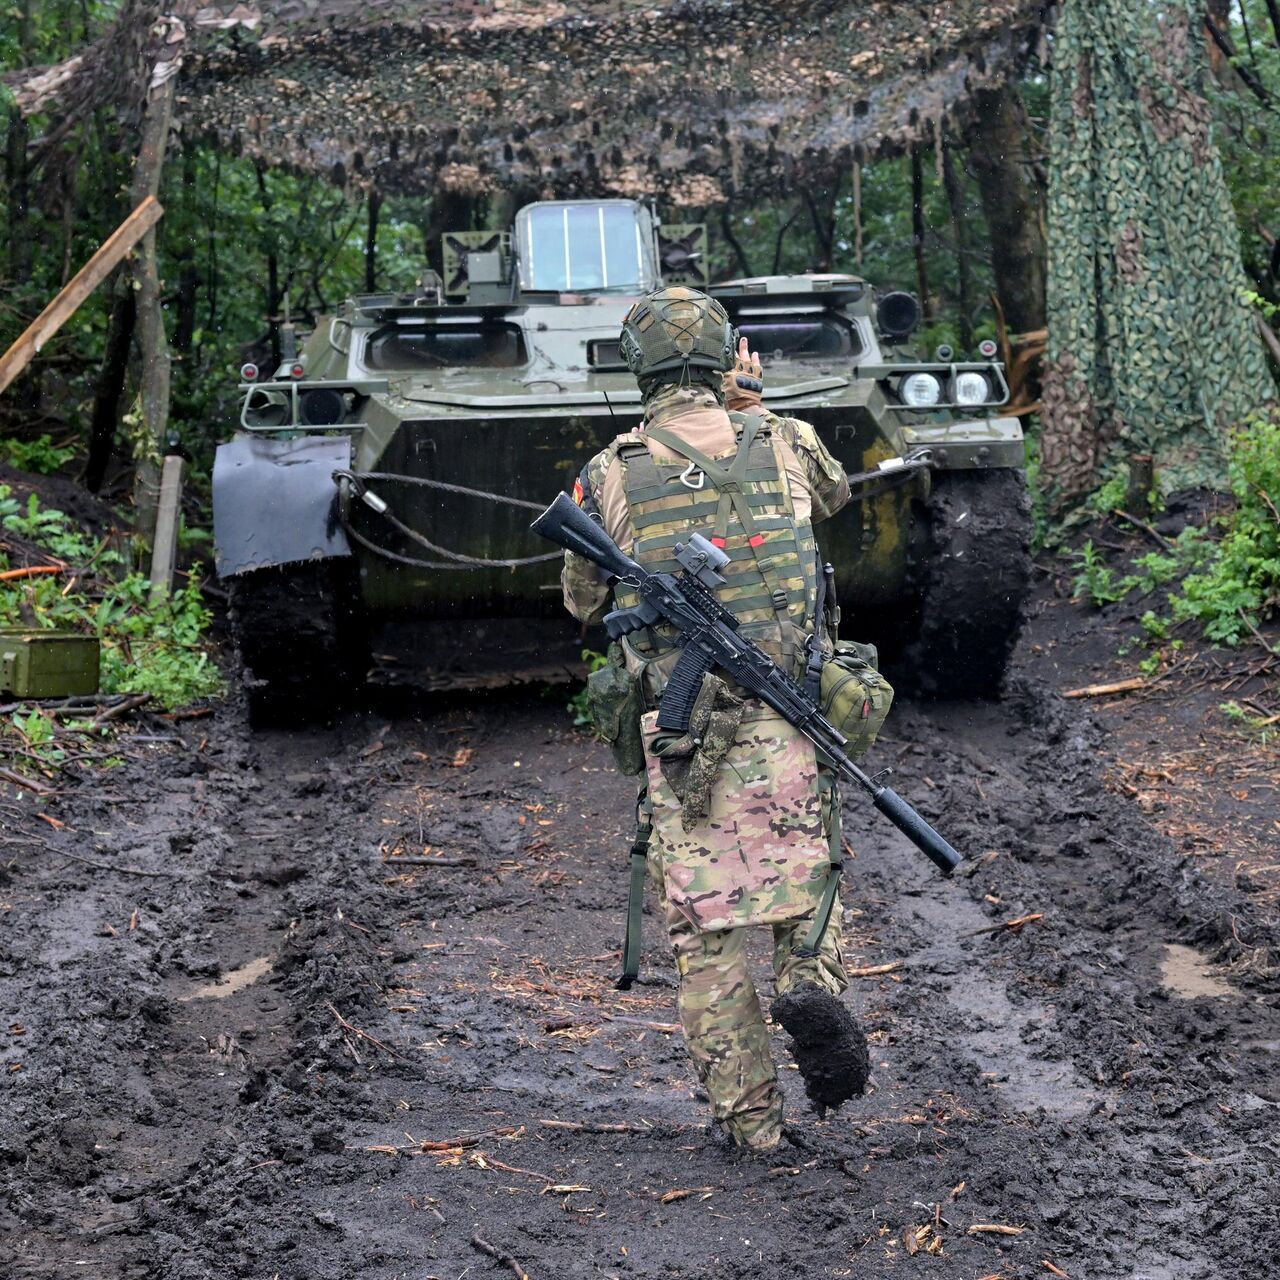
[722,336,763,411]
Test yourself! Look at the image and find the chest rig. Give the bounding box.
[612,412,818,674]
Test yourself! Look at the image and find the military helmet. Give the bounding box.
[619,286,735,382]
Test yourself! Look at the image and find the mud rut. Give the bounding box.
[3,665,1279,1279]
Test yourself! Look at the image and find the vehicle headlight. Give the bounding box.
[900,373,942,407]
[953,371,991,406]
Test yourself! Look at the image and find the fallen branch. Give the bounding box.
[0,565,61,582]
[1111,508,1171,550]
[92,694,151,726]
[601,1012,681,1033]
[968,1223,1026,1236]
[382,855,475,867]
[470,1234,528,1280]
[846,962,904,978]
[326,1002,405,1060]
[966,912,1044,938]
[538,1118,653,1134]
[659,1186,716,1204]
[1238,609,1279,658]
[1061,677,1147,699]
[0,766,56,795]
[471,1151,554,1182]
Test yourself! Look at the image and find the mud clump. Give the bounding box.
[771,982,869,1110]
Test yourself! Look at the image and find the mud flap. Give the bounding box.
[213,434,352,578]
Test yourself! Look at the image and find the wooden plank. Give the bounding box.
[0,195,164,397]
[149,455,186,597]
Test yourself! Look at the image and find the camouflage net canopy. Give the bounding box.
[1040,0,1274,506]
[11,1,1052,201]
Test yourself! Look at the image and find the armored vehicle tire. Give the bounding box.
[901,468,1032,699]
[228,561,369,724]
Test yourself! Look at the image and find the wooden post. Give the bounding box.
[1125,454,1155,519]
[149,455,186,598]
[0,196,163,397]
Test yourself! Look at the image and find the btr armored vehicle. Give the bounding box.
[213,198,1030,719]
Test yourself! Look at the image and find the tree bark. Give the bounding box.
[172,141,199,355]
[966,84,1047,335]
[718,207,755,278]
[910,145,934,320]
[364,189,381,292]
[84,290,136,493]
[255,162,282,369]
[941,138,975,353]
[6,109,32,286]
[130,70,178,544]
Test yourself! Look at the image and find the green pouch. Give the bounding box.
[819,640,894,759]
[586,642,646,776]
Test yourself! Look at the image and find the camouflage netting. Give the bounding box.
[1040,0,1275,507]
[9,1,1053,200]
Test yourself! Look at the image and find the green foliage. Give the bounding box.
[1070,416,1280,651]
[1070,541,1133,606]
[1,489,98,560]
[0,485,222,709]
[568,648,608,726]
[1172,415,1280,644]
[1,434,76,474]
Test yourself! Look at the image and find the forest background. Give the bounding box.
[0,1,1277,712]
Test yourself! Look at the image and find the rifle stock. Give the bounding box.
[531,492,641,582]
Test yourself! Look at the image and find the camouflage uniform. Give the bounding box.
[563,381,853,1150]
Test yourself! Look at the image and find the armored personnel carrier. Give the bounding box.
[213,198,1031,719]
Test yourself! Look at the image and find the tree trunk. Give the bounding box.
[172,142,199,355]
[965,84,1047,334]
[718,207,756,278]
[255,162,282,369]
[910,145,934,320]
[364,190,381,292]
[130,70,178,544]
[941,138,975,353]
[6,109,32,286]
[84,291,136,493]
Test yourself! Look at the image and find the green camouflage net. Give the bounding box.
[9,1,1051,199]
[1041,0,1274,508]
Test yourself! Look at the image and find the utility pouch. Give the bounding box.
[820,641,893,760]
[586,642,646,776]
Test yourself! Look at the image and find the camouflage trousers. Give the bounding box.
[654,859,847,1150]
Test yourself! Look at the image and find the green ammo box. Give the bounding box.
[0,630,100,698]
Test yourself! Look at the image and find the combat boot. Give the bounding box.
[771,982,869,1112]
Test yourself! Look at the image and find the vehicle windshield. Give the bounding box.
[736,316,863,361]
[365,323,527,370]
[523,204,645,293]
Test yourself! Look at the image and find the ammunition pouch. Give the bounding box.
[586,642,646,776]
[819,641,893,760]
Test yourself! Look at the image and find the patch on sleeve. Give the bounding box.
[573,476,585,505]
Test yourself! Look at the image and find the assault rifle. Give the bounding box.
[531,493,962,875]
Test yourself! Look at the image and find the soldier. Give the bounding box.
[562,286,872,1152]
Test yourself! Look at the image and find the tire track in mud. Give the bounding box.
[2,678,1278,1279]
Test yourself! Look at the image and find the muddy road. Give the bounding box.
[3,645,1279,1279]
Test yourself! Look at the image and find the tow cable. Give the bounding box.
[332,469,563,571]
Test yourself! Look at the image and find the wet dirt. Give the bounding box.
[3,626,1279,1278]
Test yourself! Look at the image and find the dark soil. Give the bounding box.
[3,573,1279,1278]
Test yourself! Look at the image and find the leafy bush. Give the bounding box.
[0,485,222,710]
[1,434,76,475]
[1172,414,1280,645]
[1068,414,1280,651]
